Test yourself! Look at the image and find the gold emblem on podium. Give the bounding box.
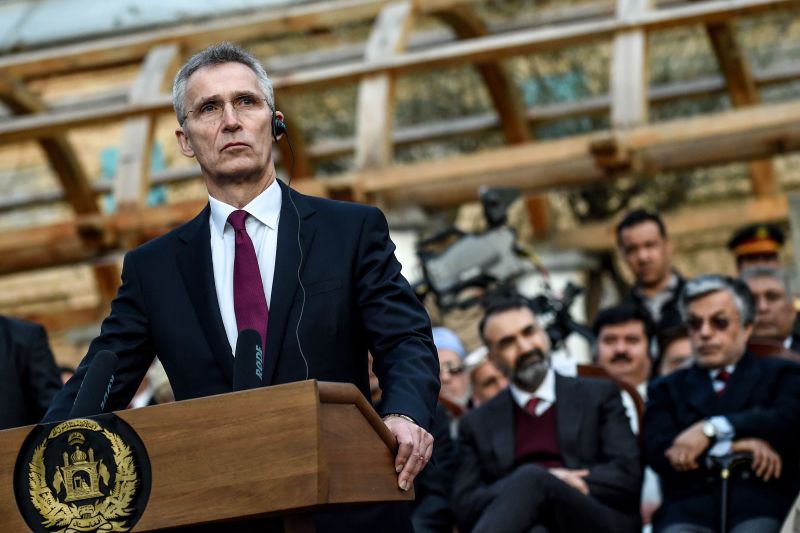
[27,419,139,533]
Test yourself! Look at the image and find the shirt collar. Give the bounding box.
[509,368,556,409]
[708,364,736,381]
[208,179,282,238]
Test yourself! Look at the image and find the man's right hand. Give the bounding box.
[731,438,782,482]
[549,468,590,495]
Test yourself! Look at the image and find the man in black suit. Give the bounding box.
[453,297,641,533]
[44,43,438,531]
[644,274,800,532]
[0,316,61,430]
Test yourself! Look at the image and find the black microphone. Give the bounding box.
[69,350,118,418]
[233,329,264,391]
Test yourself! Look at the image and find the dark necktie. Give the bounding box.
[228,210,268,347]
[526,398,540,416]
[714,370,731,397]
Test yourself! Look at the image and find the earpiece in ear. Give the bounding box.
[272,115,287,141]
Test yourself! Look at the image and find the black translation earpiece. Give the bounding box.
[272,113,287,141]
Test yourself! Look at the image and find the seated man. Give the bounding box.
[655,325,693,377]
[465,345,508,408]
[593,303,652,433]
[453,297,641,533]
[644,275,800,533]
[433,327,470,419]
[741,266,799,354]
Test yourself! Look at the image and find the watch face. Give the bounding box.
[703,421,715,438]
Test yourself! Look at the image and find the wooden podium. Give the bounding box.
[0,380,412,532]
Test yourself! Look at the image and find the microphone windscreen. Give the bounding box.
[69,350,118,418]
[233,329,264,391]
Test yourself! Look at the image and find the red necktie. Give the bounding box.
[228,210,268,347]
[715,370,731,397]
[526,398,540,416]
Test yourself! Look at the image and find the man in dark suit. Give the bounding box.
[453,297,641,533]
[44,43,439,530]
[644,274,800,533]
[0,316,61,430]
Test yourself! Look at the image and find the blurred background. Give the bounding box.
[0,0,798,370]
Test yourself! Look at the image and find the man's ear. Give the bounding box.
[175,128,195,158]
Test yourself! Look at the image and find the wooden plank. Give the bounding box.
[115,45,179,211]
[702,18,779,196]
[554,195,789,251]
[0,0,474,80]
[270,0,798,93]
[354,2,415,171]
[611,0,653,128]
[0,73,98,215]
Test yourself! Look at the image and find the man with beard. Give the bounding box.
[617,209,685,333]
[644,275,800,533]
[452,297,642,533]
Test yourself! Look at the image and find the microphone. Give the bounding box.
[233,329,264,391]
[69,350,118,418]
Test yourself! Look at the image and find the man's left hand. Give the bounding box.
[383,415,434,491]
[665,421,710,471]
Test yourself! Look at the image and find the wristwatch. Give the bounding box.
[702,419,717,440]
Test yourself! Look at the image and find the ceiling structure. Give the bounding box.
[0,0,799,337]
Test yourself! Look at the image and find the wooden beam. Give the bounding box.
[0,99,799,273]
[611,0,653,128]
[342,97,800,207]
[0,0,474,80]
[554,195,789,251]
[433,4,550,236]
[354,2,415,171]
[115,45,179,211]
[270,0,797,93]
[702,18,780,196]
[0,73,98,215]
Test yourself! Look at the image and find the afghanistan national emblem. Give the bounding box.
[14,415,151,533]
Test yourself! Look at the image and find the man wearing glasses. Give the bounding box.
[643,275,800,533]
[45,42,439,533]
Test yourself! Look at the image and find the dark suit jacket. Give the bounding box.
[45,181,439,431]
[644,353,800,528]
[453,375,642,531]
[0,316,61,430]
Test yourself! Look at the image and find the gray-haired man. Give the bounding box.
[644,275,800,533]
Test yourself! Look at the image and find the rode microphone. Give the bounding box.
[69,350,118,418]
[233,329,265,391]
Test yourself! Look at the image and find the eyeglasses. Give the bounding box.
[441,363,466,376]
[686,316,731,333]
[185,94,268,124]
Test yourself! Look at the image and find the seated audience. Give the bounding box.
[644,275,800,533]
[453,297,641,533]
[741,266,800,354]
[655,326,693,377]
[593,303,662,525]
[465,345,508,408]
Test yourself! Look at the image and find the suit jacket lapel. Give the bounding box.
[262,180,316,384]
[487,390,516,474]
[719,352,761,413]
[176,205,234,385]
[555,375,582,467]
[685,364,717,417]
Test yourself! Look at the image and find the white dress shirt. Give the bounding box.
[509,368,556,416]
[208,180,282,354]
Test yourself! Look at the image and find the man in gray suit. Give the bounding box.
[453,296,641,533]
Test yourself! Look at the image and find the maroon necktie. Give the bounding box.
[714,370,731,397]
[228,210,268,347]
[526,398,540,416]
